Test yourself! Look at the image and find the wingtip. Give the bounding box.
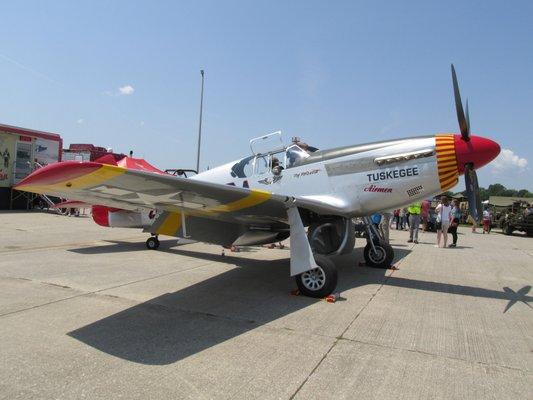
[14,162,102,191]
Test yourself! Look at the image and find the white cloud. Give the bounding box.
[118,85,134,95]
[76,118,84,124]
[104,84,135,97]
[491,148,528,174]
[140,121,145,126]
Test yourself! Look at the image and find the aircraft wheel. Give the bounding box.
[503,223,513,236]
[364,242,394,268]
[146,236,160,250]
[295,255,338,298]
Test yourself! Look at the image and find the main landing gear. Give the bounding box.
[146,235,160,250]
[362,216,394,268]
[291,213,395,298]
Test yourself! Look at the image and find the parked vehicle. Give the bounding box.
[498,201,533,237]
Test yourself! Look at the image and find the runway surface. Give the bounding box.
[0,211,531,399]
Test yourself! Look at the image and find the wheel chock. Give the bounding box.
[290,289,340,303]
[221,245,240,255]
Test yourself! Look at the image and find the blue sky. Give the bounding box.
[0,1,531,190]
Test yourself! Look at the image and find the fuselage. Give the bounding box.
[192,133,499,217]
[88,133,499,231]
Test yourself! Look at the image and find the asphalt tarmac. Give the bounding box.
[0,211,531,399]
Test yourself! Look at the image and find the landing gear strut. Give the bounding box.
[362,217,394,268]
[146,235,160,250]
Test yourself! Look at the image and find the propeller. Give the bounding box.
[451,64,483,222]
[464,163,483,222]
[451,64,470,141]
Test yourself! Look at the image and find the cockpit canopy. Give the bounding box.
[230,135,317,179]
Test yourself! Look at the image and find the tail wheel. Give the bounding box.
[146,236,160,250]
[364,242,394,268]
[295,255,338,298]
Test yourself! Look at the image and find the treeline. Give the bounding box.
[478,184,532,201]
[450,184,532,201]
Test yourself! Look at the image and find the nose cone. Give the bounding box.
[454,134,501,173]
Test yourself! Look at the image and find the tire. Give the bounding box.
[364,242,394,268]
[295,254,338,298]
[503,223,513,236]
[146,237,160,250]
[527,230,533,237]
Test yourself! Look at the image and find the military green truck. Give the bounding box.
[497,200,533,237]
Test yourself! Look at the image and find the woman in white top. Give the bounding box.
[435,196,452,248]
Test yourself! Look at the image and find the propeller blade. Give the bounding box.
[451,64,470,141]
[465,99,470,134]
[464,164,483,222]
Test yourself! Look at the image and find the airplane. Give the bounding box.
[15,65,500,298]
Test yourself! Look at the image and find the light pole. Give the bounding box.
[196,69,205,173]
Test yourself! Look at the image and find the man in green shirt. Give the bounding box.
[407,202,421,243]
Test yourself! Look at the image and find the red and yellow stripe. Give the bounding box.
[435,134,459,191]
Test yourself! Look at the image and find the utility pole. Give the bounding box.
[196,69,205,173]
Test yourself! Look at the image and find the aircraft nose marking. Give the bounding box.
[435,134,459,191]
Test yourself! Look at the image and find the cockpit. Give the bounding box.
[230,132,318,178]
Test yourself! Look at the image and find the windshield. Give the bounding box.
[286,145,310,168]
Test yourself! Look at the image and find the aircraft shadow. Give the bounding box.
[69,239,190,254]
[67,243,531,365]
[70,239,264,255]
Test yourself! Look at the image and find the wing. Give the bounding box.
[15,161,341,225]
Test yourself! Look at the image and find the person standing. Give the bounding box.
[435,196,452,248]
[399,208,406,230]
[393,209,401,229]
[448,199,462,247]
[371,213,382,229]
[421,199,430,231]
[403,208,410,230]
[468,214,478,233]
[482,207,492,234]
[379,211,392,244]
[407,202,421,243]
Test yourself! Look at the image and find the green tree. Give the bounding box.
[487,183,506,196]
[479,184,532,199]
[479,187,488,201]
[518,189,533,197]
